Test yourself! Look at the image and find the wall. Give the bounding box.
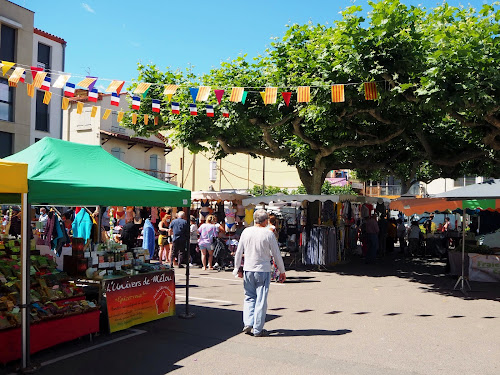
[0,0,34,154]
[424,177,485,196]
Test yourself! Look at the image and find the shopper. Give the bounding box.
[268,214,279,240]
[233,209,286,337]
[120,217,141,251]
[396,218,407,255]
[169,211,188,268]
[189,216,200,266]
[365,215,379,264]
[198,215,222,270]
[38,207,48,229]
[387,218,397,253]
[378,213,388,257]
[408,220,422,256]
[158,213,171,265]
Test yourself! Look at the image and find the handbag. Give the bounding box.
[210,225,216,251]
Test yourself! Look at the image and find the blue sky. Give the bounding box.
[17,0,489,88]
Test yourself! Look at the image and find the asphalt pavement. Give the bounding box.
[2,253,499,375]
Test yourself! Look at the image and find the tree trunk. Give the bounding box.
[297,166,328,195]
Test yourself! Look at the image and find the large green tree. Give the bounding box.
[125,0,500,194]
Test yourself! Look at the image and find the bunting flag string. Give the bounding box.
[91,106,98,118]
[171,102,180,114]
[206,105,214,117]
[189,103,197,116]
[222,109,229,118]
[282,92,291,106]
[331,84,345,103]
[40,76,51,91]
[163,85,179,96]
[152,99,161,113]
[364,82,377,100]
[62,97,69,110]
[77,76,97,90]
[229,87,244,102]
[42,91,52,105]
[88,88,98,102]
[154,116,159,125]
[241,91,248,104]
[196,86,211,102]
[189,88,199,103]
[8,67,25,85]
[53,74,70,89]
[8,80,17,88]
[77,102,84,114]
[103,108,112,120]
[30,66,43,80]
[33,72,47,88]
[106,80,125,94]
[297,86,310,103]
[144,114,149,125]
[117,111,124,122]
[166,94,173,103]
[214,89,224,104]
[133,82,151,95]
[64,82,76,97]
[1,61,15,76]
[132,96,141,110]
[111,92,120,106]
[132,113,137,124]
[26,83,35,98]
[264,87,277,105]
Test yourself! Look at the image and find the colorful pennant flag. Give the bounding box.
[154,116,159,125]
[189,103,197,116]
[8,81,17,88]
[40,76,51,91]
[171,102,180,114]
[264,87,277,105]
[30,66,43,80]
[133,82,152,95]
[281,92,291,106]
[1,61,15,76]
[42,91,52,105]
[64,82,76,97]
[144,114,149,125]
[110,92,120,106]
[189,88,199,103]
[8,67,25,84]
[163,84,179,96]
[241,91,248,104]
[62,97,69,110]
[88,88,98,102]
[132,113,137,124]
[77,76,97,90]
[52,74,71,89]
[206,105,214,117]
[229,87,244,102]
[214,89,224,104]
[260,92,265,102]
[196,86,211,101]
[364,82,377,100]
[331,84,345,103]
[20,70,26,83]
[106,80,125,94]
[33,72,47,88]
[117,111,124,122]
[222,109,229,118]
[91,106,98,118]
[77,102,84,114]
[166,94,173,103]
[132,96,141,110]
[26,83,35,98]
[297,86,310,103]
[102,109,112,120]
[152,99,161,113]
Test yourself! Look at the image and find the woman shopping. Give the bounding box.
[158,210,172,265]
[198,215,223,270]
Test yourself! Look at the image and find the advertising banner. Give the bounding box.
[105,270,175,333]
[468,254,500,282]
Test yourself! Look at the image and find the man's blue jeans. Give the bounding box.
[243,271,271,335]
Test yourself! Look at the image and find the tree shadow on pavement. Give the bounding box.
[267,328,352,337]
[25,305,280,375]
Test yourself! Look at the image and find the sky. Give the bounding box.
[14,0,490,89]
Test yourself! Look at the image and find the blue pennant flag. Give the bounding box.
[189,88,199,103]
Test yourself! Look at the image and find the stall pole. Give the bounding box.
[97,205,102,243]
[454,212,471,294]
[262,156,266,196]
[179,221,195,319]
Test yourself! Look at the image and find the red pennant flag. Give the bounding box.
[364,82,377,100]
[30,66,43,80]
[214,89,225,104]
[281,92,292,107]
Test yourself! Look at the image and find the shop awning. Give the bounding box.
[5,138,191,207]
[191,191,250,201]
[434,179,500,200]
[390,197,500,216]
[0,159,28,194]
[242,194,389,207]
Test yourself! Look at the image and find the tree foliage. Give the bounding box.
[125,0,500,194]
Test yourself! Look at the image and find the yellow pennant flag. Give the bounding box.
[52,74,71,89]
[229,87,244,102]
[154,116,159,125]
[331,84,345,103]
[117,111,124,122]
[163,84,179,95]
[33,72,47,88]
[133,82,152,95]
[26,83,35,98]
[166,94,173,103]
[260,92,265,102]
[8,67,25,84]
[196,86,211,101]
[364,82,377,100]
[91,106,98,118]
[132,113,137,124]
[102,109,112,120]
[144,114,149,125]
[42,91,52,105]
[8,81,17,88]
[105,80,125,93]
[77,77,97,89]
[264,87,277,105]
[77,102,84,114]
[297,86,310,103]
[62,97,70,110]
[1,61,15,76]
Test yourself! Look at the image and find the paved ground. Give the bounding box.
[2,254,499,375]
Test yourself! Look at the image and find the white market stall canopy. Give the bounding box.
[434,179,500,200]
[242,194,389,207]
[191,191,250,201]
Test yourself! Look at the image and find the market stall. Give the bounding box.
[4,138,191,367]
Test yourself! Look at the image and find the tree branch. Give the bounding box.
[381,73,419,103]
[323,128,405,155]
[291,117,321,150]
[217,138,276,158]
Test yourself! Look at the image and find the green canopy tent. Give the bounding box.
[5,137,190,207]
[5,137,191,370]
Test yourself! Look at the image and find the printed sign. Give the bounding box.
[105,270,175,332]
[468,254,500,282]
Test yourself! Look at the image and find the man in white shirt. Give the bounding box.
[233,209,286,337]
[38,207,48,229]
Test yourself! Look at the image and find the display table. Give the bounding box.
[0,310,100,364]
[468,253,500,282]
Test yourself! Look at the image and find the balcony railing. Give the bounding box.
[138,169,177,183]
[364,184,420,197]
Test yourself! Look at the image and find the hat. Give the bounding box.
[134,217,143,225]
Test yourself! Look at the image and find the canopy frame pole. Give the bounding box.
[179,211,195,319]
[454,212,471,294]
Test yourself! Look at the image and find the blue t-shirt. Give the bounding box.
[169,218,188,241]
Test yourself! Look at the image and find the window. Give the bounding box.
[0,78,13,122]
[0,25,16,62]
[150,154,158,178]
[37,43,51,72]
[76,108,92,131]
[35,90,49,131]
[35,138,42,143]
[111,147,123,161]
[454,176,477,187]
[0,131,13,158]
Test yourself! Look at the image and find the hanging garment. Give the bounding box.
[44,213,56,247]
[151,207,158,224]
[244,207,254,226]
[142,219,155,258]
[72,210,93,241]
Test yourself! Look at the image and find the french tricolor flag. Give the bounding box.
[20,70,26,83]
[206,105,214,117]
[88,88,98,102]
[40,76,51,91]
[110,92,120,106]
[64,82,75,97]
[222,109,229,118]
[171,102,180,114]
[189,104,197,116]
[152,99,161,113]
[132,96,141,110]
